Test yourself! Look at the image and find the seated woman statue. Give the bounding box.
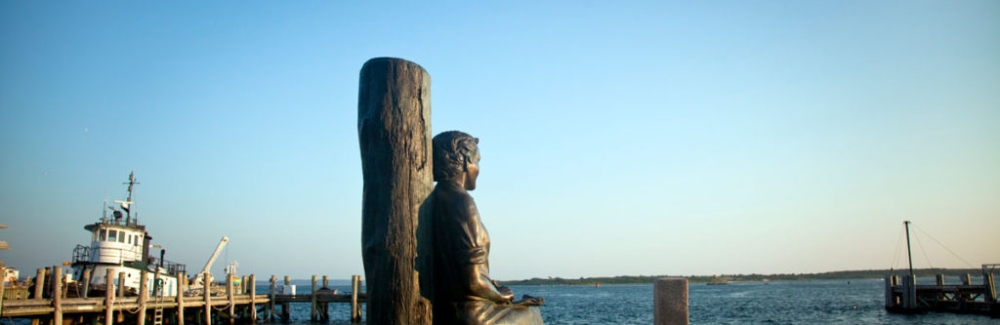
[431,131,544,325]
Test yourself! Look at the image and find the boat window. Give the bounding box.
[92,231,97,242]
[108,230,117,242]
[118,232,125,243]
[127,234,132,244]
[99,229,107,241]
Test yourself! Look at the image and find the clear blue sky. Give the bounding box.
[1,1,998,281]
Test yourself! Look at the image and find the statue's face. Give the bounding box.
[464,151,481,190]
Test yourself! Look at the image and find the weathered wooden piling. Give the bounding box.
[351,275,362,323]
[105,269,114,325]
[249,274,257,323]
[33,268,44,299]
[204,273,212,325]
[281,275,290,321]
[118,271,126,298]
[654,278,688,325]
[52,266,62,325]
[311,275,318,321]
[0,265,5,317]
[80,268,91,298]
[227,272,235,324]
[177,271,187,325]
[268,275,276,320]
[138,271,148,324]
[358,57,434,325]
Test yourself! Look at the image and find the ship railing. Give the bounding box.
[983,263,999,275]
[149,257,187,275]
[72,244,90,264]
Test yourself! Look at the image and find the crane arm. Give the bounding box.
[200,236,229,275]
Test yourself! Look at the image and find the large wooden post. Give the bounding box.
[178,271,187,325]
[53,266,63,325]
[357,57,434,325]
[204,273,212,325]
[654,278,688,325]
[248,274,257,323]
[268,275,276,321]
[226,272,234,325]
[33,268,44,299]
[311,275,318,322]
[105,269,115,325]
[351,275,362,323]
[0,265,5,318]
[138,271,148,324]
[81,268,91,298]
[118,271,126,298]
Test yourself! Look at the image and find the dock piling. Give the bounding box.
[0,265,5,317]
[52,266,62,325]
[311,275,318,322]
[104,269,114,325]
[117,272,126,298]
[33,269,44,299]
[80,268,91,298]
[268,275,276,321]
[204,273,212,325]
[351,275,361,323]
[227,271,235,325]
[653,278,688,325]
[249,274,257,323]
[177,271,186,325]
[138,271,148,324]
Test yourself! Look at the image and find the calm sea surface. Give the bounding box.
[263,279,998,324]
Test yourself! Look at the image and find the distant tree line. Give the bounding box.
[499,268,985,286]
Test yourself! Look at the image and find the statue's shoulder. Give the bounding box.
[432,184,478,216]
[433,183,473,202]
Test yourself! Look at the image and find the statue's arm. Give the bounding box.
[463,249,514,304]
[461,198,514,304]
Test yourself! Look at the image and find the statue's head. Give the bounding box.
[433,131,480,189]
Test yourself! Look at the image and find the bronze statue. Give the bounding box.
[431,131,544,325]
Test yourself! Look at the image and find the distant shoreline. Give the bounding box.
[499,268,985,286]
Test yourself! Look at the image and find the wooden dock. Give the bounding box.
[885,265,999,316]
[0,265,366,324]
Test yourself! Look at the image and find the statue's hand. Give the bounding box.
[498,285,514,304]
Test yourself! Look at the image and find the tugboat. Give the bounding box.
[70,172,186,297]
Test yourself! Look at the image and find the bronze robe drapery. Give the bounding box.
[432,181,543,325]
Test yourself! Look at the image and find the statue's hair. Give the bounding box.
[432,131,479,181]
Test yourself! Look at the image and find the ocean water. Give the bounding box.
[263,279,998,324]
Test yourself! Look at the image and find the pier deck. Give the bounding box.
[885,269,998,317]
[0,266,366,324]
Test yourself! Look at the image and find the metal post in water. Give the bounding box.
[904,221,914,277]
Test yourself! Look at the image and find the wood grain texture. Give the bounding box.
[358,57,434,325]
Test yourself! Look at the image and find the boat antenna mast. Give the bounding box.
[904,220,914,277]
[114,172,139,225]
